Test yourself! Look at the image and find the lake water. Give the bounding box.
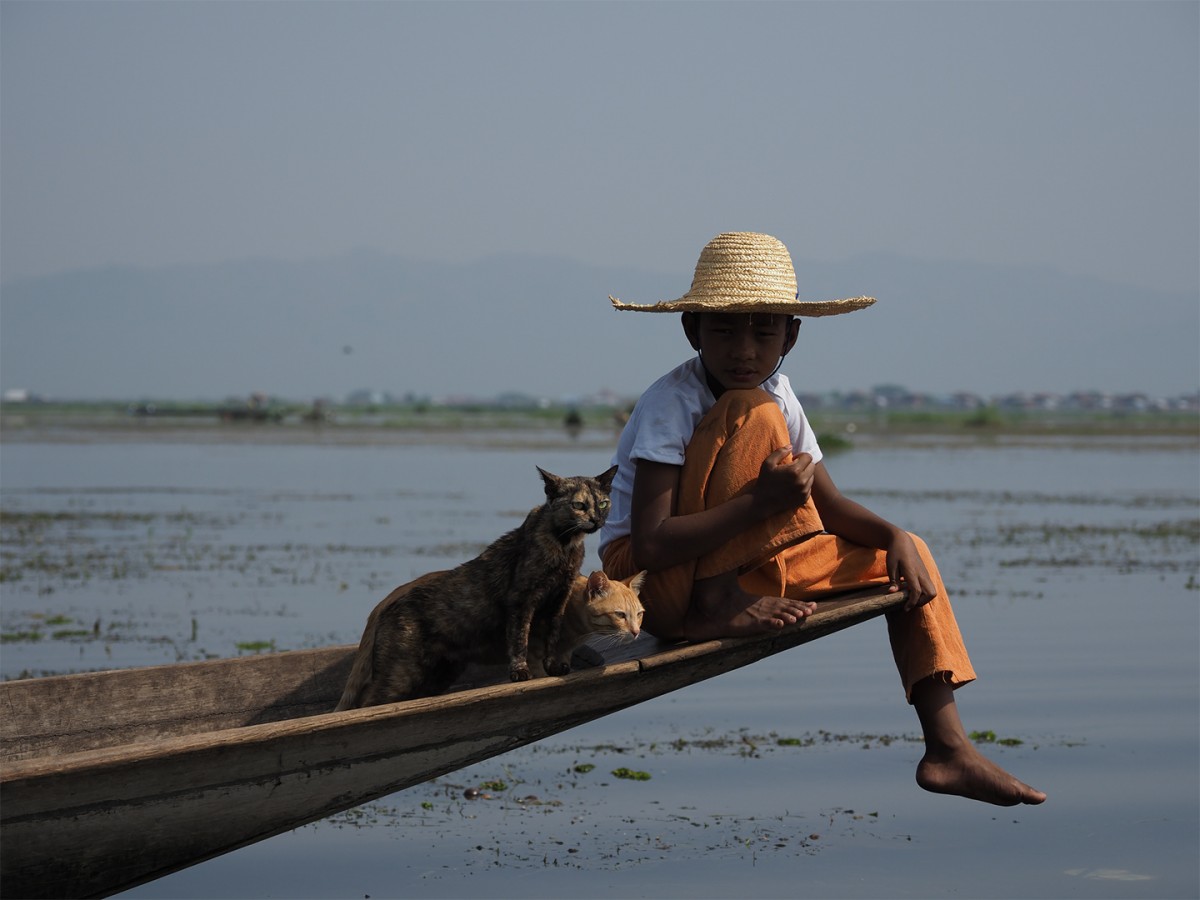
[2,426,1197,899]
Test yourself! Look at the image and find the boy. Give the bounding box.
[599,232,1045,807]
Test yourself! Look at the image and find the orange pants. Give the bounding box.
[602,389,976,701]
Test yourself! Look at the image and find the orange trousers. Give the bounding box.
[601,389,976,701]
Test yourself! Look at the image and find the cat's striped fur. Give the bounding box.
[335,465,617,710]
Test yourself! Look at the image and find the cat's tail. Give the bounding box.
[334,572,442,712]
[334,584,400,711]
[334,620,377,712]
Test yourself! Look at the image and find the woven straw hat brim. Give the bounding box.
[609,231,875,317]
[609,295,876,316]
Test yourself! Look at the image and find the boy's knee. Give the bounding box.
[907,532,932,556]
[696,389,786,443]
[710,388,778,422]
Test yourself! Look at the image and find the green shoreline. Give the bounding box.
[3,401,1197,440]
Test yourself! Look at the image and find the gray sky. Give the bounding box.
[3,1,1196,292]
[1,1,1197,403]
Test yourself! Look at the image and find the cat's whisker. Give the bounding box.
[590,632,637,650]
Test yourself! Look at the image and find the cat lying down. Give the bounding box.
[521,569,645,678]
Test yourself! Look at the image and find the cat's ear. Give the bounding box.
[595,465,618,491]
[625,570,647,595]
[536,466,563,497]
[586,570,610,594]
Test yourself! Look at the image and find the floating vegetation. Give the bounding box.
[2,611,94,644]
[234,640,276,654]
[311,721,1065,874]
[0,501,406,600]
[0,494,417,673]
[317,748,925,875]
[1,630,43,644]
[412,541,490,558]
[0,509,155,533]
[549,726,1074,761]
[51,629,93,640]
[920,512,1200,582]
[990,518,1199,573]
[854,486,1197,511]
[650,728,925,754]
[611,767,652,781]
[969,729,1024,747]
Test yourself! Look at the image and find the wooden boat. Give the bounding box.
[1,586,905,899]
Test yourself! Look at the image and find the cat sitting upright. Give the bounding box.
[335,465,617,711]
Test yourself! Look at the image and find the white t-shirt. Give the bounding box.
[598,356,823,561]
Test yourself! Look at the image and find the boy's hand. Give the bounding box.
[754,448,815,515]
[885,532,938,611]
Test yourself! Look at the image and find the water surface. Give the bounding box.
[2,429,1196,898]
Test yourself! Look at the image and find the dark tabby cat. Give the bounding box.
[530,569,646,678]
[334,465,617,711]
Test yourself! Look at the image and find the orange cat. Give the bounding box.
[532,569,646,677]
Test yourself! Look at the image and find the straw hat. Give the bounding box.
[609,232,875,316]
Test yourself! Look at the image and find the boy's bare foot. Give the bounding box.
[683,572,816,640]
[910,676,1046,806]
[916,742,1047,806]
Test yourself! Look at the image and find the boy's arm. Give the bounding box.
[810,462,938,610]
[629,452,811,572]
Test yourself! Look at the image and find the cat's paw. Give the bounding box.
[509,663,531,682]
[544,659,571,677]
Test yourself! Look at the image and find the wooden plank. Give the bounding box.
[0,646,355,761]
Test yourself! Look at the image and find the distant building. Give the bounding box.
[344,389,394,407]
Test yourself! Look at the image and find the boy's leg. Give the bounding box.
[604,389,823,640]
[744,528,1044,804]
[601,535,693,638]
[603,391,1044,805]
[680,389,825,578]
[742,532,976,701]
[910,675,1046,805]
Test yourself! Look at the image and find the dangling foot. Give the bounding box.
[910,676,1046,806]
[916,741,1047,806]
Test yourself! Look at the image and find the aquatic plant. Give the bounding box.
[970,729,1024,747]
[234,640,276,654]
[611,767,651,781]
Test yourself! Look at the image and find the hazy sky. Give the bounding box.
[3,1,1197,298]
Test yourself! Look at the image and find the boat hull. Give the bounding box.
[1,587,903,898]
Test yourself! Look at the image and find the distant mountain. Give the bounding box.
[2,249,1196,401]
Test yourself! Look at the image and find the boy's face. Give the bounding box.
[682,312,800,392]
